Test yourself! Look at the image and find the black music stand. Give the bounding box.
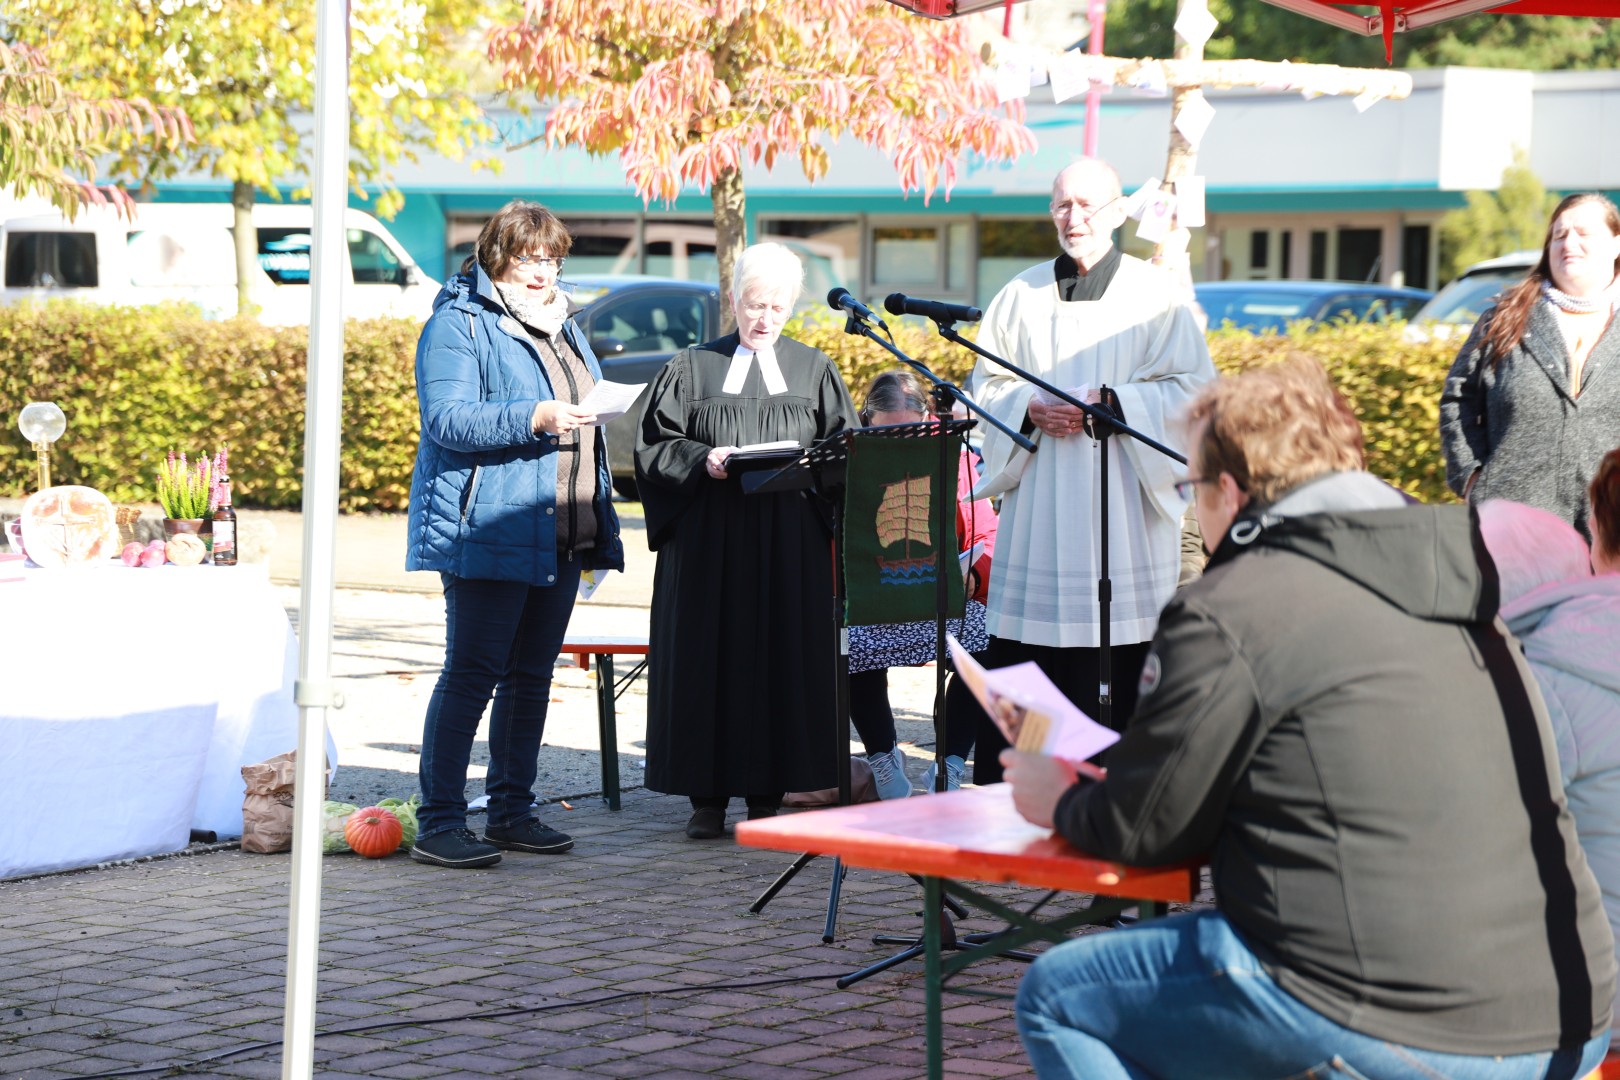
[744,421,974,943]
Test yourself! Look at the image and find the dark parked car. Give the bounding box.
[1194,280,1434,334]
[564,274,722,500]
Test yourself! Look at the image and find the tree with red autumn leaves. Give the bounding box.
[488,0,1035,318]
[0,40,191,219]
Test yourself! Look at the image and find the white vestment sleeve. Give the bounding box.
[969,275,1042,499]
[1106,282,1216,525]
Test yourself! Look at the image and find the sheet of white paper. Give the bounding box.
[1122,178,1160,221]
[948,635,1120,766]
[1352,89,1384,113]
[578,379,646,424]
[1158,228,1192,263]
[1034,383,1090,407]
[1130,64,1169,97]
[1173,0,1219,50]
[1048,51,1090,104]
[1135,190,1178,245]
[736,439,800,453]
[988,661,1120,764]
[1173,93,1217,149]
[995,61,1033,104]
[1260,59,1294,91]
[577,569,608,601]
[1176,176,1207,228]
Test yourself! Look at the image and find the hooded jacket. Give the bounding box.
[406,267,624,584]
[1054,471,1616,1055]
[1503,574,1620,1047]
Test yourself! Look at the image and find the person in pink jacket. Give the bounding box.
[847,370,1000,798]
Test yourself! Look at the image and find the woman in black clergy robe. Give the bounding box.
[634,242,858,839]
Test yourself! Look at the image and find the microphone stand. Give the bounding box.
[922,317,1185,734]
[842,313,1033,791]
[829,313,1044,988]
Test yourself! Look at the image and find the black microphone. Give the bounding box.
[827,287,887,329]
[883,293,983,324]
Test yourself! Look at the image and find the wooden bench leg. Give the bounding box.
[595,654,621,811]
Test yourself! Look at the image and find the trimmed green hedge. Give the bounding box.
[1203,322,1460,506]
[0,302,418,512]
[0,302,1460,512]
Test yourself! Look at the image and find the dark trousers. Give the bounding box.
[849,666,979,761]
[418,564,581,838]
[972,636,1153,784]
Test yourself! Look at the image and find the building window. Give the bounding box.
[1401,225,1431,291]
[1249,231,1269,272]
[1309,231,1328,280]
[757,218,859,301]
[1336,228,1382,283]
[873,226,941,286]
[976,219,1050,308]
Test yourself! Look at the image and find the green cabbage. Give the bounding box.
[376,795,420,850]
[321,801,359,854]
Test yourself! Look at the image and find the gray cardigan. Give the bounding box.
[1440,299,1620,538]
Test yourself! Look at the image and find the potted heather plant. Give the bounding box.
[156,449,218,546]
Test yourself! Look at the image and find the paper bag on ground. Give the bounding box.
[240,750,299,853]
[947,634,1119,766]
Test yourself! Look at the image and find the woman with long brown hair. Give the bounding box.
[1440,192,1620,538]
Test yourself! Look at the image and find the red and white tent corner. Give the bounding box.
[1255,1,1618,62]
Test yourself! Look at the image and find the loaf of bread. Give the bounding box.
[19,486,118,567]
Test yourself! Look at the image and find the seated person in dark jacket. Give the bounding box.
[1004,356,1615,1079]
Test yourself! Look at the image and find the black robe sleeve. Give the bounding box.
[634,350,710,552]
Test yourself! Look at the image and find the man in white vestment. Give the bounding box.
[966,159,1214,778]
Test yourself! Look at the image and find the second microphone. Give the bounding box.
[884,293,983,324]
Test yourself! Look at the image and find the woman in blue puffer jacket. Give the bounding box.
[404,200,624,869]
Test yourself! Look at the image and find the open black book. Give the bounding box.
[725,440,805,474]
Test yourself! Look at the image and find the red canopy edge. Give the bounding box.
[1255,0,1613,61]
[1258,0,1616,34]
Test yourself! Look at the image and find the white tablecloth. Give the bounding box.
[0,563,336,878]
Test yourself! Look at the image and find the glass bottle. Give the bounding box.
[211,476,238,566]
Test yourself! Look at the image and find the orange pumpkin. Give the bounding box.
[343,806,404,858]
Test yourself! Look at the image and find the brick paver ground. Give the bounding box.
[0,504,1216,1078]
[0,788,1210,1079]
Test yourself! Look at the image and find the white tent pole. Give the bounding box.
[281,0,350,1072]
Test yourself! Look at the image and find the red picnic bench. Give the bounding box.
[560,635,649,811]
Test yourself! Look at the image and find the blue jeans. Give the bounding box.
[1016,909,1610,1080]
[418,565,581,838]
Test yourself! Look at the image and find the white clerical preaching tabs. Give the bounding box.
[948,633,1120,766]
[577,380,647,424]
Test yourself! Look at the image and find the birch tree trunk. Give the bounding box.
[712,166,746,333]
[231,180,260,320]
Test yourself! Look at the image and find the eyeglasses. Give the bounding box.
[513,254,564,270]
[1050,194,1121,222]
[1174,477,1214,500]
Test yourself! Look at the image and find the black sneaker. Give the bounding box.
[484,818,574,854]
[410,827,501,869]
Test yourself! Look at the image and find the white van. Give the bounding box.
[0,202,440,325]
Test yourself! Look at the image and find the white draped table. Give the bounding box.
[0,562,334,879]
